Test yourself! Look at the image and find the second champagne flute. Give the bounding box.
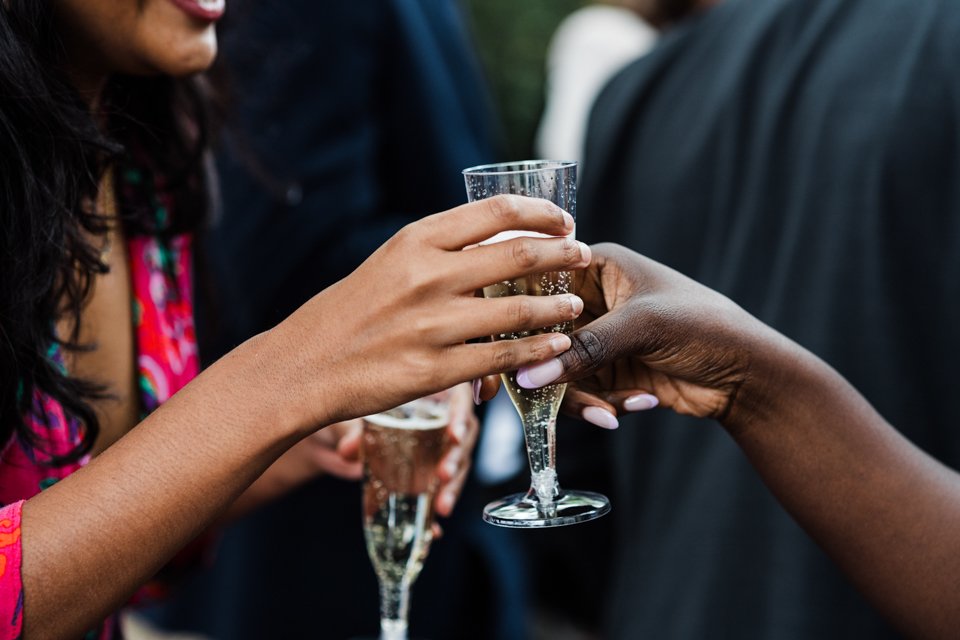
[361,395,450,640]
[463,160,611,528]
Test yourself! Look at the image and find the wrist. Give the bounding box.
[221,327,330,443]
[254,313,344,437]
[719,322,813,438]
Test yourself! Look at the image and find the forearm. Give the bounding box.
[726,330,960,639]
[21,330,308,639]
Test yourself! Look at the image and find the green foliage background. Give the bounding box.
[464,0,588,159]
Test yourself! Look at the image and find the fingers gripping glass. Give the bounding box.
[462,160,611,528]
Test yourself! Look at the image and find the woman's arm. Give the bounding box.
[516,243,960,640]
[19,195,590,639]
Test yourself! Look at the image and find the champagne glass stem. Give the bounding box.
[378,578,410,640]
[518,382,565,517]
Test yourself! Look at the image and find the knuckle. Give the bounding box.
[542,199,565,222]
[392,221,419,246]
[410,313,435,341]
[492,343,518,372]
[570,329,607,370]
[510,239,540,270]
[511,297,535,326]
[527,339,554,363]
[404,349,437,385]
[561,237,581,264]
[487,194,521,224]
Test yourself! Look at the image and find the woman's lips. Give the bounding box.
[166,0,225,22]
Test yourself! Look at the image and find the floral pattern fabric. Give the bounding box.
[0,225,198,639]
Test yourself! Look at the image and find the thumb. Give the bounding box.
[516,306,637,389]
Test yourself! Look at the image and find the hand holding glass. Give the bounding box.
[463,160,611,528]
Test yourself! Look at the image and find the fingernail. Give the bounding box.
[516,358,564,389]
[624,394,659,412]
[562,211,575,228]
[582,406,619,429]
[472,378,482,405]
[569,295,584,316]
[578,242,592,264]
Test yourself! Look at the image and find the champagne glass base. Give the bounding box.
[482,490,611,528]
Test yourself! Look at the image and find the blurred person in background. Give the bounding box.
[494,3,654,637]
[515,243,960,640]
[572,0,960,637]
[535,0,657,163]
[140,1,527,638]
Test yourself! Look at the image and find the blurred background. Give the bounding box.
[466,0,588,158]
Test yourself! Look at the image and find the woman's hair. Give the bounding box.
[0,1,215,462]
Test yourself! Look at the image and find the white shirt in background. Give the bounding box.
[535,5,658,163]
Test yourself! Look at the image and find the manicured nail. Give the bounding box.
[472,378,482,405]
[516,358,564,389]
[624,394,659,412]
[569,295,584,316]
[582,406,619,430]
[578,242,592,264]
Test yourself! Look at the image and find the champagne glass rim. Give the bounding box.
[462,160,576,176]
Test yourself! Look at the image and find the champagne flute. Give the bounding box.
[361,396,450,640]
[463,160,611,528]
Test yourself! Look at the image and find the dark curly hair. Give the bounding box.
[0,1,215,463]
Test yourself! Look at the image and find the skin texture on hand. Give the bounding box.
[513,243,755,425]
[18,195,589,639]
[515,242,960,640]
[273,194,590,432]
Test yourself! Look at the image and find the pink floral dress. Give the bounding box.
[0,167,199,639]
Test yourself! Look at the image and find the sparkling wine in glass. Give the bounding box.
[463,160,611,528]
[361,397,450,640]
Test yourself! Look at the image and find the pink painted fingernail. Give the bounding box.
[582,406,619,430]
[516,358,564,389]
[472,379,482,405]
[624,394,659,411]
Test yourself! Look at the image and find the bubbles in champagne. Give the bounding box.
[483,270,572,507]
[484,270,574,341]
[364,492,433,587]
[361,401,450,621]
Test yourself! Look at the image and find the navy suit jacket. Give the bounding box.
[199,0,497,356]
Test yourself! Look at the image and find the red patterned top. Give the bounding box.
[0,169,199,639]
